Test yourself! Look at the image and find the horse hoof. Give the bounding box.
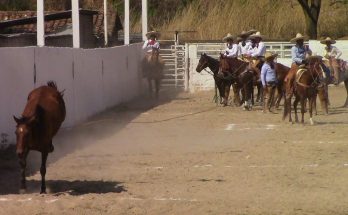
[40,190,47,194]
[309,118,314,125]
[19,189,26,194]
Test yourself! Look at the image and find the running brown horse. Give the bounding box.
[282,57,327,124]
[219,54,253,110]
[143,48,164,98]
[14,81,66,194]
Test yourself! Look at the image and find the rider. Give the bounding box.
[223,33,238,58]
[142,31,160,54]
[261,52,278,113]
[246,31,266,79]
[321,37,342,85]
[237,29,257,58]
[284,33,312,91]
[142,31,161,77]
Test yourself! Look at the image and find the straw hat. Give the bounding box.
[320,37,336,44]
[238,29,257,37]
[290,33,307,43]
[249,31,264,40]
[264,52,278,61]
[146,31,160,38]
[222,33,235,42]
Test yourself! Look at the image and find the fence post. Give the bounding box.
[184,43,189,91]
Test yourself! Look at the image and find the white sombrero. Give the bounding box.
[320,37,336,44]
[290,33,307,43]
[264,52,278,60]
[239,29,257,37]
[146,31,160,38]
[222,33,235,42]
[248,31,264,40]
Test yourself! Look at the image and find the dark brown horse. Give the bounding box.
[143,48,164,98]
[283,57,328,124]
[14,81,66,193]
[196,53,232,104]
[219,55,253,110]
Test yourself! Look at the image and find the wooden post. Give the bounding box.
[104,0,108,46]
[142,0,148,41]
[72,0,80,48]
[37,0,45,47]
[124,0,130,45]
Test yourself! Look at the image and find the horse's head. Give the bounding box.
[13,107,42,157]
[196,53,209,73]
[307,56,323,77]
[13,116,35,157]
[148,48,160,63]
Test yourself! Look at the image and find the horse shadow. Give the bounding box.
[0,178,126,195]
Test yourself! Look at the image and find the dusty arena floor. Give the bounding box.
[1,86,348,215]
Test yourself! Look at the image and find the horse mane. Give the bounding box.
[47,81,64,97]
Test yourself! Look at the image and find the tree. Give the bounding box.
[297,0,321,39]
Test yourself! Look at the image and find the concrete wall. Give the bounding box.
[188,41,348,92]
[0,44,143,145]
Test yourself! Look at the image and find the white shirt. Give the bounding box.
[224,44,239,58]
[324,45,342,59]
[249,41,266,57]
[238,41,252,56]
[142,39,160,53]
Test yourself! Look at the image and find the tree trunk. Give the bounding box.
[298,0,321,39]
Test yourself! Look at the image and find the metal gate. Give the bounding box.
[160,45,188,89]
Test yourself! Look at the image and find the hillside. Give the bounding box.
[0,0,347,41]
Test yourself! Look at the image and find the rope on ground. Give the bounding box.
[130,107,216,124]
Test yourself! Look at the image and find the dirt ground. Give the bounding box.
[1,85,348,215]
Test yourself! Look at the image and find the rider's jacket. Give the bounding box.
[142,39,160,53]
[291,44,312,65]
[324,45,342,60]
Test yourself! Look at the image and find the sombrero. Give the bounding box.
[146,31,160,38]
[264,52,278,60]
[248,31,264,40]
[320,37,336,44]
[222,33,235,42]
[290,33,307,43]
[238,29,257,37]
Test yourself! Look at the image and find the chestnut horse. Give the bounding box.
[273,63,291,109]
[14,81,66,193]
[282,57,328,124]
[219,55,253,110]
[143,48,164,98]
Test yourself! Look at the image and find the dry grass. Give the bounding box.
[137,0,348,41]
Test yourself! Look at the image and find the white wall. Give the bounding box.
[0,44,143,145]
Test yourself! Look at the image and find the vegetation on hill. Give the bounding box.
[0,0,347,41]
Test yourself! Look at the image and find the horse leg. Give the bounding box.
[313,93,318,115]
[309,97,314,125]
[344,80,348,107]
[318,88,329,115]
[148,78,153,97]
[300,98,305,124]
[224,84,231,107]
[275,84,283,109]
[293,96,299,123]
[40,152,48,194]
[155,79,160,99]
[19,150,29,194]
